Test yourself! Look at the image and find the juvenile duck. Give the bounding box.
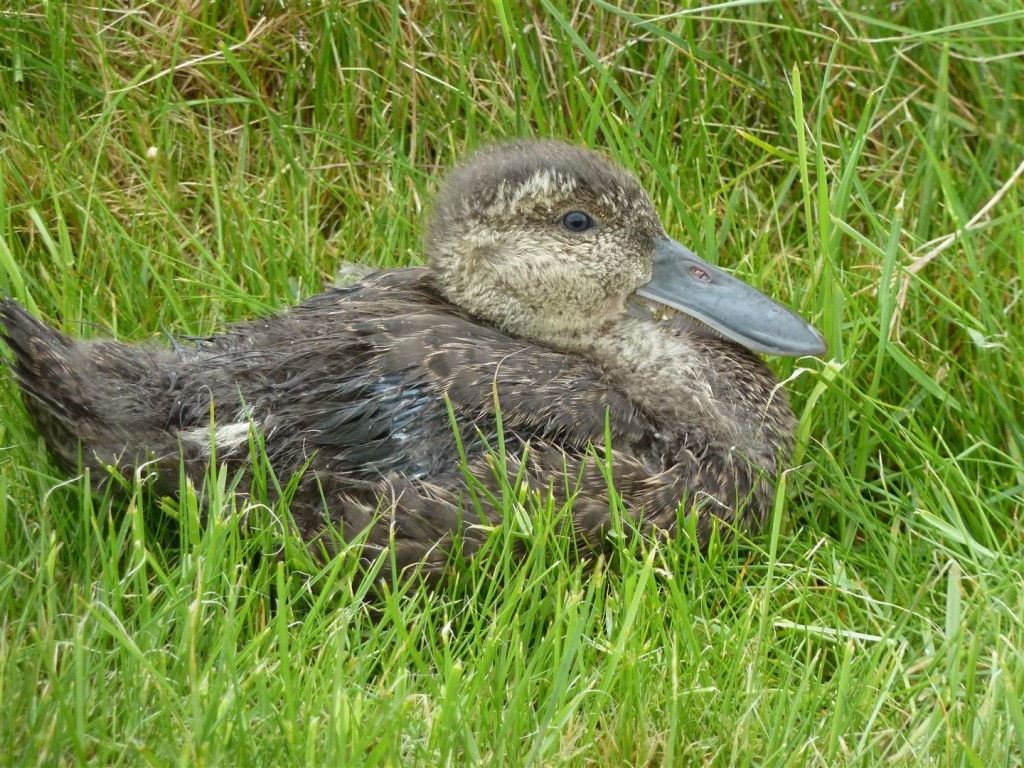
[1,140,824,575]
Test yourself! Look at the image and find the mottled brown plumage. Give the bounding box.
[1,140,823,577]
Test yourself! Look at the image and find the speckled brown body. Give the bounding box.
[1,141,801,577]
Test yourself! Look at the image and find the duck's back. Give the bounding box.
[169,268,654,482]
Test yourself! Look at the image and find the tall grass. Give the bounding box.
[1,1,1022,765]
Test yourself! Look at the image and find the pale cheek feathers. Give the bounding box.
[489,235,608,310]
[454,225,649,318]
[596,229,652,288]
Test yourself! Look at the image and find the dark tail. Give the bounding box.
[2,299,88,419]
[1,298,182,485]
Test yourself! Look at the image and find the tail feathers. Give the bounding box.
[1,299,93,420]
[0,298,183,484]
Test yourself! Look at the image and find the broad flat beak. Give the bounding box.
[636,238,826,356]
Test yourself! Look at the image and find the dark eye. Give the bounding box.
[561,211,595,233]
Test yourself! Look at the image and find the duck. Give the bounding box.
[0,140,825,577]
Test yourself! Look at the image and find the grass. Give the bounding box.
[1,0,1023,764]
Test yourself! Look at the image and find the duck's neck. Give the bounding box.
[573,315,794,469]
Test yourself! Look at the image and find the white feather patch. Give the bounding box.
[181,422,252,457]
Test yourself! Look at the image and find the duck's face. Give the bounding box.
[428,141,825,356]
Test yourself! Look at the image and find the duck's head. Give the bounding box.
[427,140,825,356]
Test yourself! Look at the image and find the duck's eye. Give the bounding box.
[561,211,595,233]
